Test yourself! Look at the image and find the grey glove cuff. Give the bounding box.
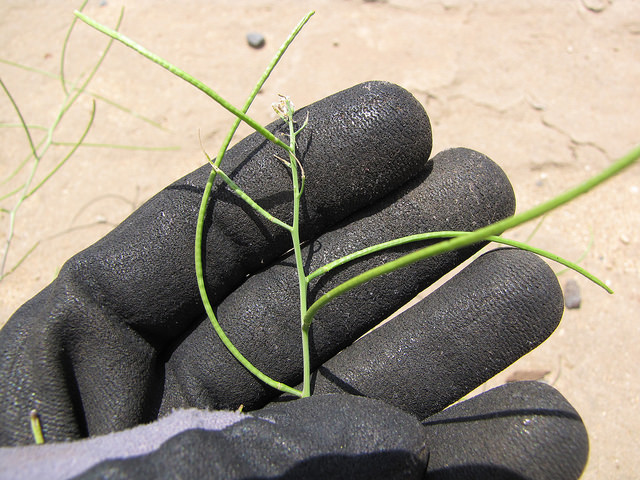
[1,395,429,480]
[0,408,245,480]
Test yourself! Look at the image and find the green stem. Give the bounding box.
[0,78,39,163]
[60,0,89,94]
[51,141,179,151]
[211,165,293,231]
[26,100,96,199]
[307,230,611,292]
[0,76,42,277]
[74,10,292,152]
[286,109,311,397]
[303,145,640,328]
[0,242,39,282]
[0,123,48,131]
[0,185,24,203]
[556,226,593,276]
[0,58,58,79]
[2,9,122,279]
[61,8,124,123]
[193,12,313,398]
[0,59,168,130]
[194,170,303,398]
[30,410,44,445]
[212,11,314,170]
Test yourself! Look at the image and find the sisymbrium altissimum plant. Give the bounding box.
[71,10,640,408]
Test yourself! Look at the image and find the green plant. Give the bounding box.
[75,10,639,402]
[0,1,177,283]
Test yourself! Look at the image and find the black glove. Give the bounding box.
[0,81,588,479]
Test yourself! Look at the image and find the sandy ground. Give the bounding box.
[1,1,639,478]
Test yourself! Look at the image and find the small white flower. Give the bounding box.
[272,94,294,121]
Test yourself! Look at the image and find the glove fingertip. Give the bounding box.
[422,381,588,480]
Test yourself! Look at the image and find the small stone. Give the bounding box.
[246,32,265,49]
[564,279,582,309]
[620,234,630,245]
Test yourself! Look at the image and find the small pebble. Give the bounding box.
[564,279,582,309]
[246,32,265,49]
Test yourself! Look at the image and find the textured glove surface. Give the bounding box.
[0,81,434,444]
[422,381,588,480]
[160,147,516,414]
[0,383,587,480]
[0,80,589,480]
[0,395,429,480]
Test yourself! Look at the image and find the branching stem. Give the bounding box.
[284,105,311,397]
[74,8,639,405]
[306,231,611,292]
[188,12,313,398]
[303,145,640,328]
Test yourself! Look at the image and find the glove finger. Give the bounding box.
[75,396,427,480]
[44,81,434,341]
[0,81,432,444]
[422,381,588,480]
[161,148,515,412]
[306,248,564,419]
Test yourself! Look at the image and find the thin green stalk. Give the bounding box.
[88,91,169,130]
[60,8,124,122]
[0,78,39,163]
[0,58,58,79]
[192,12,314,398]
[0,60,170,131]
[0,78,42,276]
[193,167,303,398]
[0,185,24,203]
[74,10,292,152]
[29,410,44,445]
[525,214,547,243]
[61,0,90,94]
[306,230,611,293]
[51,141,179,151]
[26,100,96,198]
[1,157,28,188]
[556,226,594,276]
[210,165,292,231]
[0,123,48,131]
[1,101,95,276]
[212,11,314,170]
[284,103,311,397]
[36,84,78,163]
[1,7,121,279]
[0,242,39,282]
[303,145,640,327]
[11,5,122,186]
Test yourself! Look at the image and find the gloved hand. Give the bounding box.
[0,81,588,479]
